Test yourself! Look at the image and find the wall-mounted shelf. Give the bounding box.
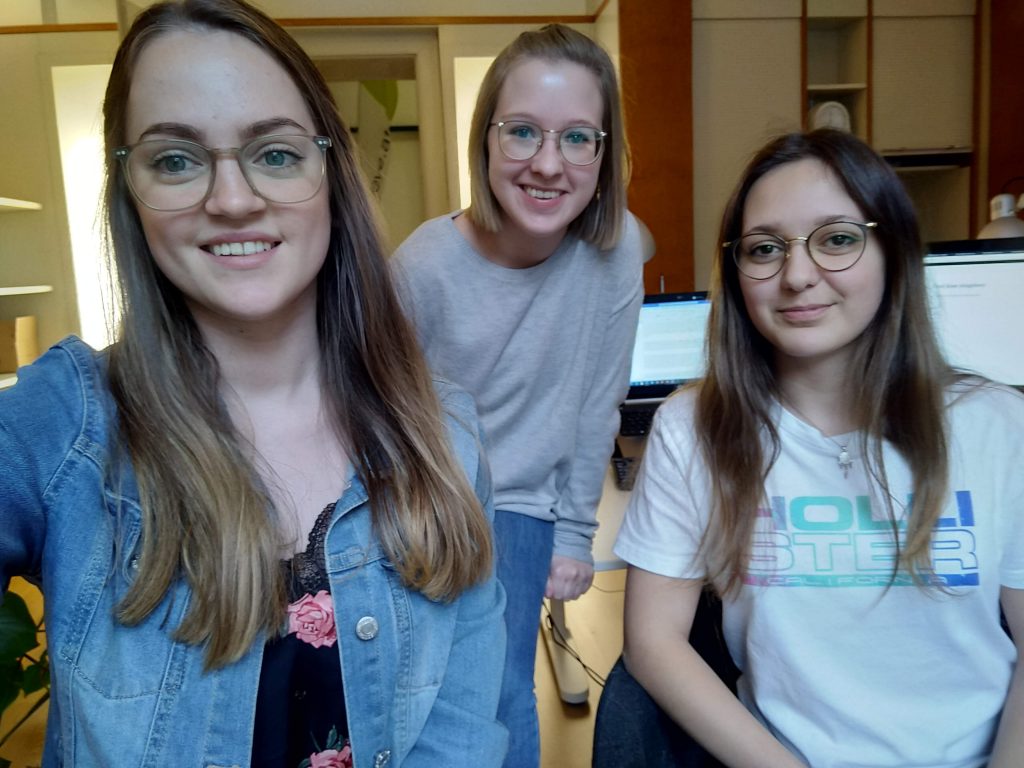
[0,197,42,212]
[1,198,45,390]
[807,83,867,94]
[804,14,869,140]
[883,148,973,171]
[0,285,53,297]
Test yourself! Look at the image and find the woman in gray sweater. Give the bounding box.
[393,24,643,768]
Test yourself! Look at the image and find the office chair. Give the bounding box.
[592,588,737,768]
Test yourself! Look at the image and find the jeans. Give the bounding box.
[493,510,555,768]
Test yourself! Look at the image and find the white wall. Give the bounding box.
[0,30,119,349]
[52,64,114,350]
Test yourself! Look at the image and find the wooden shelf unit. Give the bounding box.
[0,199,46,389]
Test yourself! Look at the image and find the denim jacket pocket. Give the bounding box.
[60,496,191,701]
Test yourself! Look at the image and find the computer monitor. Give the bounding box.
[924,237,1024,388]
[625,291,711,403]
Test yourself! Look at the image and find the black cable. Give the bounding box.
[587,580,625,595]
[1000,175,1024,194]
[541,602,608,689]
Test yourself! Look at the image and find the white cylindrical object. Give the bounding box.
[990,193,1018,220]
[977,194,1024,238]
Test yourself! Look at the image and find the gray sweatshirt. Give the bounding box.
[392,212,643,562]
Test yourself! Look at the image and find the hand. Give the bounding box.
[545,555,594,601]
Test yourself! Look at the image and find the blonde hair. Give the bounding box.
[466,23,630,250]
[103,0,492,668]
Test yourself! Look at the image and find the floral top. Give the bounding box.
[253,503,352,768]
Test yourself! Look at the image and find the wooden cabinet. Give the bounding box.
[0,198,48,389]
[689,1,977,285]
[871,2,976,242]
[805,0,869,138]
[872,14,973,152]
[691,0,802,289]
[801,1,977,242]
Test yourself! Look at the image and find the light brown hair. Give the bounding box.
[102,0,492,668]
[698,130,957,594]
[465,23,630,250]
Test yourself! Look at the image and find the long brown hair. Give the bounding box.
[102,0,492,668]
[698,130,955,594]
[466,23,630,249]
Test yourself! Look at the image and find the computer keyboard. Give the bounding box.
[619,404,656,437]
[611,455,638,491]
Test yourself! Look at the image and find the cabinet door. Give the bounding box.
[691,12,801,288]
[872,14,974,152]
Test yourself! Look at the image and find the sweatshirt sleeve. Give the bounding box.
[551,214,644,563]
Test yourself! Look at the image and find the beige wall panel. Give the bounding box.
[692,17,801,290]
[874,0,975,17]
[872,16,974,151]
[898,167,971,241]
[807,0,868,18]
[692,0,800,21]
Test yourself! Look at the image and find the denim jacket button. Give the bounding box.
[129,554,140,570]
[356,616,379,640]
[373,748,391,766]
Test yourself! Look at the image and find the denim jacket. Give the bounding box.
[0,338,508,768]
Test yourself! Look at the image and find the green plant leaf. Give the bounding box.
[21,657,48,695]
[0,659,24,714]
[0,593,39,661]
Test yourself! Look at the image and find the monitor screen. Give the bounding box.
[924,237,1024,387]
[627,292,711,401]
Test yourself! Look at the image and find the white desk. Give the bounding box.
[541,454,637,704]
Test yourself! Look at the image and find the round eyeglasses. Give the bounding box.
[113,134,332,212]
[490,121,607,166]
[725,221,878,280]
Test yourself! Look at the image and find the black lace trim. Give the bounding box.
[286,502,335,596]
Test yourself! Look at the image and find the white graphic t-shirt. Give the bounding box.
[615,384,1024,768]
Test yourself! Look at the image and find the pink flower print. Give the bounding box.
[308,745,353,768]
[287,590,337,648]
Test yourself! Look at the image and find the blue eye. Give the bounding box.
[145,144,206,179]
[259,148,300,168]
[508,123,538,140]
[243,138,310,176]
[158,155,189,173]
[562,129,593,146]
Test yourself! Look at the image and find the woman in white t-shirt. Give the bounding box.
[615,129,1024,768]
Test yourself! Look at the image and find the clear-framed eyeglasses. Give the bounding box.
[490,121,607,166]
[725,221,878,280]
[113,134,332,212]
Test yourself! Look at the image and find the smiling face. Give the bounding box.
[486,57,603,257]
[125,29,330,331]
[738,158,886,380]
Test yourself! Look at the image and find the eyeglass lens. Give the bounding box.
[121,134,328,211]
[733,222,871,279]
[495,121,604,166]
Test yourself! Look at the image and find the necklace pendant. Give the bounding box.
[837,445,852,478]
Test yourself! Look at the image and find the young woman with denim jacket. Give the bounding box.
[0,2,506,766]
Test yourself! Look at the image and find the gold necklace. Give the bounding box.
[783,399,855,479]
